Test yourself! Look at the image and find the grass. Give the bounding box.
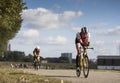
[0,68,71,83]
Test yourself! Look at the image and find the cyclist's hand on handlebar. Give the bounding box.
[87,42,90,46]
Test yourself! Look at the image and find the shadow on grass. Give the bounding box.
[9,72,35,75]
[45,75,76,78]
[44,74,88,79]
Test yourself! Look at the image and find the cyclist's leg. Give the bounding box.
[83,45,87,56]
[83,45,88,67]
[76,43,81,68]
[82,46,86,55]
[33,56,36,62]
[37,56,40,63]
[76,55,79,67]
[82,42,88,55]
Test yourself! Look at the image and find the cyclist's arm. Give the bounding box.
[38,49,40,57]
[33,49,37,56]
[80,38,83,44]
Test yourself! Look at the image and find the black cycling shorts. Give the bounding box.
[75,38,80,44]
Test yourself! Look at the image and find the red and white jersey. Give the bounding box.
[76,32,90,42]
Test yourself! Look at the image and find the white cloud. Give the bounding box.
[10,29,40,45]
[93,41,105,46]
[45,36,68,45]
[22,29,39,38]
[22,8,83,29]
[11,32,68,45]
[98,26,120,36]
[61,11,83,20]
[72,26,81,31]
[112,40,120,44]
[106,26,120,35]
[92,41,111,55]
[92,23,107,29]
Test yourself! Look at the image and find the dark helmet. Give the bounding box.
[83,27,88,33]
[81,28,84,33]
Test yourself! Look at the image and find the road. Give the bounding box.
[23,69,120,83]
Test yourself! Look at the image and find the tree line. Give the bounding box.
[0,51,69,63]
[0,51,33,62]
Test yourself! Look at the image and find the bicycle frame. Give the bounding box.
[80,47,93,66]
[34,58,40,70]
[76,47,93,78]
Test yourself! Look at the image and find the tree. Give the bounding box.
[0,0,26,55]
[59,57,69,63]
[3,51,25,61]
[23,54,33,62]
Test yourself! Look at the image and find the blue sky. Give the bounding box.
[9,0,120,59]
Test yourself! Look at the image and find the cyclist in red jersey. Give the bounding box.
[75,27,90,69]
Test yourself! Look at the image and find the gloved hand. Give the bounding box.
[87,42,90,46]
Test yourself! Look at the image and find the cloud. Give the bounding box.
[92,23,107,29]
[72,26,82,32]
[22,8,83,29]
[104,26,120,35]
[10,29,40,45]
[45,36,68,45]
[98,26,120,36]
[112,40,120,44]
[92,40,111,55]
[61,11,83,20]
[11,31,68,45]
[93,40,106,46]
[22,29,40,38]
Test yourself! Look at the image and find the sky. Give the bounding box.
[9,0,120,59]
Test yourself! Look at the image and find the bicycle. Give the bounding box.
[76,47,94,78]
[34,58,40,70]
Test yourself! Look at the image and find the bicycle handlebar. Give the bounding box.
[80,47,94,50]
[87,47,94,50]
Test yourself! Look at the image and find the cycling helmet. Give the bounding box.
[36,46,40,49]
[81,28,84,32]
[83,27,88,33]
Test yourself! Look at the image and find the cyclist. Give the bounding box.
[75,27,90,70]
[33,46,40,63]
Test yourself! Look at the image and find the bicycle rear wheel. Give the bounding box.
[83,55,89,78]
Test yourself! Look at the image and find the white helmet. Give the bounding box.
[36,46,40,49]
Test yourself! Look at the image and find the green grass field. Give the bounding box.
[0,68,70,83]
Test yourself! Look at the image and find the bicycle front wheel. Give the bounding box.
[34,59,39,70]
[76,55,81,77]
[83,55,89,78]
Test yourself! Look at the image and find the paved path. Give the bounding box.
[23,69,120,83]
